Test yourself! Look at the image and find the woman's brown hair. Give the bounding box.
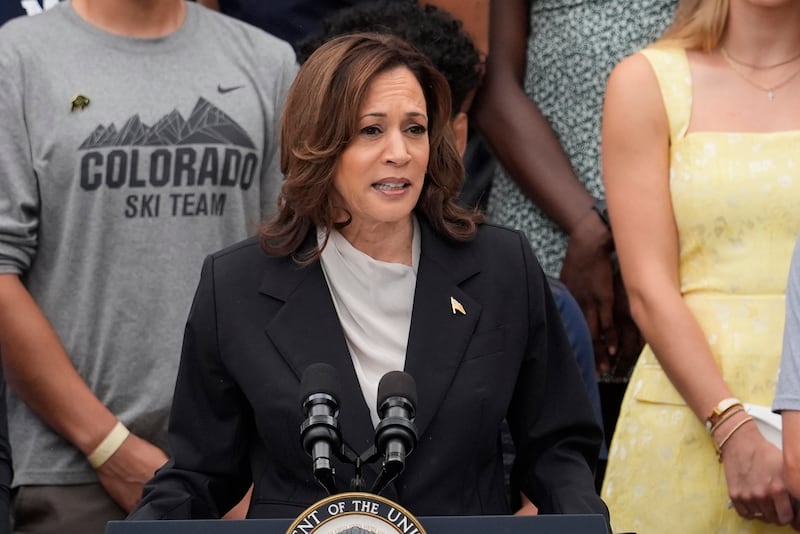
[260,32,482,263]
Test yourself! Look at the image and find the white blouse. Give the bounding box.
[318,218,420,427]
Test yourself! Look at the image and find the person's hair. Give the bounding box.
[261,33,482,263]
[656,0,729,52]
[295,0,483,116]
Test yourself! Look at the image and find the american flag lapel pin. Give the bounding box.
[450,296,466,315]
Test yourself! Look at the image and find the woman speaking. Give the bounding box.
[129,33,606,521]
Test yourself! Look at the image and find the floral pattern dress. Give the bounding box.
[601,47,800,534]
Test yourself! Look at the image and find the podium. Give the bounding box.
[108,514,610,534]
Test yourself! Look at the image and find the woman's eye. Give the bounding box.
[407,124,427,135]
[360,125,381,136]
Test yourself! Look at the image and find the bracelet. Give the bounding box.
[715,416,753,462]
[87,421,130,469]
[705,397,743,432]
[709,405,745,436]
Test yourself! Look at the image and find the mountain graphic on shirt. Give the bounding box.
[79,97,256,149]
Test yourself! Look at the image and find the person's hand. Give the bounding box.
[720,418,796,528]
[560,209,615,374]
[514,493,538,516]
[94,433,169,512]
[223,485,253,519]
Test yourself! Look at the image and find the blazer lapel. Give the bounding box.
[404,220,481,440]
[256,222,482,492]
[258,250,379,469]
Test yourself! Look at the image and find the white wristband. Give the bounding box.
[87,421,130,469]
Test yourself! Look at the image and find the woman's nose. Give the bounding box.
[383,129,412,165]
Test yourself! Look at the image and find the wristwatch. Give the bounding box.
[591,198,611,230]
[705,397,742,432]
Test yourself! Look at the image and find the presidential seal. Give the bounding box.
[285,493,427,534]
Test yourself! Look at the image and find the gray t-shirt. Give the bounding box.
[775,235,800,412]
[0,1,297,485]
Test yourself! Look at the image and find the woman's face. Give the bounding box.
[331,66,429,232]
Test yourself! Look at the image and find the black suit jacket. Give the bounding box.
[131,219,607,521]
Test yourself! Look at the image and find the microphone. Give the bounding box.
[372,371,418,494]
[299,363,342,495]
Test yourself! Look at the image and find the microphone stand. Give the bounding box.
[345,444,405,496]
[329,441,404,496]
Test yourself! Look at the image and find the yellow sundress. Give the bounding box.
[601,47,800,533]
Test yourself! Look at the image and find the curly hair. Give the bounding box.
[295,0,483,116]
[260,33,482,263]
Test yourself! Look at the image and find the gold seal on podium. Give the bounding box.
[285,492,427,534]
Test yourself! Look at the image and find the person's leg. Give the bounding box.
[13,484,125,534]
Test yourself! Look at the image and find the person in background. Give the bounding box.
[601,0,800,531]
[0,0,296,531]
[776,236,800,506]
[195,0,487,57]
[472,2,678,458]
[196,0,388,50]
[128,32,607,521]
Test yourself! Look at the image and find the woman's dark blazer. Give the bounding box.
[130,218,608,521]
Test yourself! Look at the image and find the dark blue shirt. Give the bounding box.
[217,0,385,49]
[0,0,65,27]
[0,1,25,26]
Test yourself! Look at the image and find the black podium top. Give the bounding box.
[109,514,610,534]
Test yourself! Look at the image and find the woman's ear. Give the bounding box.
[451,112,469,158]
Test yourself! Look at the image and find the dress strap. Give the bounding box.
[640,47,692,142]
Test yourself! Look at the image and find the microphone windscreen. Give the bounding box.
[377,371,417,409]
[300,363,341,405]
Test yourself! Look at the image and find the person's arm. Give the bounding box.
[785,410,800,500]
[0,276,168,511]
[783,409,800,534]
[604,52,794,526]
[472,0,618,369]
